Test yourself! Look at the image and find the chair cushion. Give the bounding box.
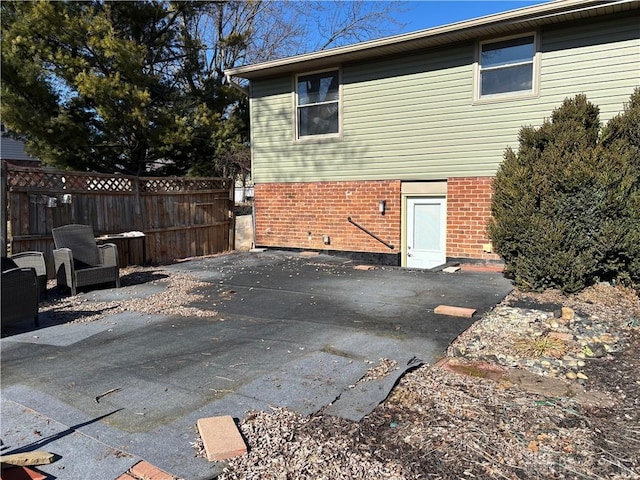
[75,265,119,288]
[52,224,101,266]
[1,267,38,324]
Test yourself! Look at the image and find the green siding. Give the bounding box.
[250,13,640,183]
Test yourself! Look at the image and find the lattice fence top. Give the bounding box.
[6,166,231,193]
[140,177,232,192]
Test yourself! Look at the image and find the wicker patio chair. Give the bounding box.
[10,251,47,298]
[52,224,121,296]
[1,267,39,327]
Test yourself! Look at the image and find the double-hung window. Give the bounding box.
[296,70,340,139]
[478,34,536,100]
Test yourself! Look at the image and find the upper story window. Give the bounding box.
[296,70,340,139]
[478,34,536,100]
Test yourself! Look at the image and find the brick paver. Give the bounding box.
[434,305,476,318]
[115,461,176,480]
[197,416,247,462]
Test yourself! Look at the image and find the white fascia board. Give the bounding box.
[225,0,636,80]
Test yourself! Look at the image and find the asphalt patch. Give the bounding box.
[324,356,424,421]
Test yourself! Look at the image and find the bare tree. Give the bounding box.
[300,1,406,51]
[183,1,405,177]
[192,0,406,79]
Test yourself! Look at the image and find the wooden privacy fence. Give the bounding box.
[3,163,234,276]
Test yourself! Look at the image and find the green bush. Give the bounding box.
[489,89,640,293]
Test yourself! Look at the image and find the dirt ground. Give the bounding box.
[218,283,640,480]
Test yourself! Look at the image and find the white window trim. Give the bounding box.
[294,68,342,142]
[474,32,540,104]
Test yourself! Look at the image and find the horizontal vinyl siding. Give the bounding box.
[250,77,294,182]
[250,13,640,183]
[539,16,639,118]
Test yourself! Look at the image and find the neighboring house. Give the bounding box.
[234,184,254,204]
[0,124,41,168]
[225,0,640,268]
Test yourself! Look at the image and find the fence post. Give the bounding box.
[228,178,235,251]
[133,176,145,232]
[1,161,7,257]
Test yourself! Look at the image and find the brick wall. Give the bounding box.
[446,176,500,260]
[254,180,401,253]
[255,177,500,262]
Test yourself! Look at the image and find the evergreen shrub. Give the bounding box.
[489,89,640,293]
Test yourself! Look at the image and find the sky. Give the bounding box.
[391,1,549,33]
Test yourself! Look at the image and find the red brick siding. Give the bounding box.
[255,177,501,261]
[254,181,401,253]
[446,176,500,260]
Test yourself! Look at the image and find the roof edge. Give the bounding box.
[225,0,633,79]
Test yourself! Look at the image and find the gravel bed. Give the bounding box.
[39,266,217,322]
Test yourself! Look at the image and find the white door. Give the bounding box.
[406,197,446,269]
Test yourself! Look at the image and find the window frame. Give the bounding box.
[475,32,539,103]
[294,68,342,142]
